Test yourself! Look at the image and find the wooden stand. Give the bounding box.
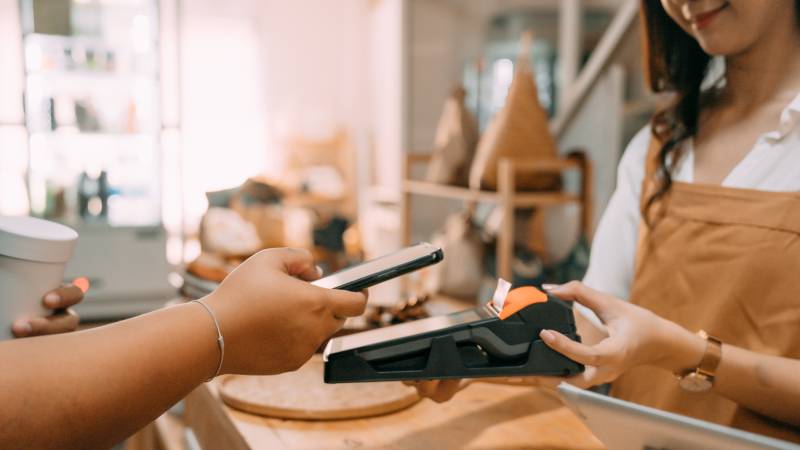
[401,152,593,281]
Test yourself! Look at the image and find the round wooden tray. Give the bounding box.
[218,356,420,420]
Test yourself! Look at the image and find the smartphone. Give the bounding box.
[311,242,443,291]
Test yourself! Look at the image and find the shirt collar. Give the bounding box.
[763,91,800,142]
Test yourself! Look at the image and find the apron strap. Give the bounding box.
[668,183,800,235]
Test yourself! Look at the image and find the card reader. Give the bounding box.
[323,292,584,383]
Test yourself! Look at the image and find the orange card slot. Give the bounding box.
[499,286,548,320]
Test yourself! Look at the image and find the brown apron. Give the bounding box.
[609,138,800,443]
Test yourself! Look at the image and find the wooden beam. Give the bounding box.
[558,0,582,112]
[551,0,640,137]
[497,159,515,281]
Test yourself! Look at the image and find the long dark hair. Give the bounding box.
[639,0,800,221]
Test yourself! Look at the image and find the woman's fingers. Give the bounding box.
[532,376,561,389]
[565,364,622,389]
[12,309,80,337]
[42,284,84,310]
[543,281,613,316]
[564,366,599,389]
[540,329,608,366]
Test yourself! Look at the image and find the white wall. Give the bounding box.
[358,0,408,304]
[559,65,626,230]
[0,0,24,126]
[366,0,406,197]
[257,0,371,174]
[0,0,29,215]
[175,0,267,232]
[177,0,374,233]
[408,0,474,152]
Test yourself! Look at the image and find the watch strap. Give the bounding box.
[696,330,722,379]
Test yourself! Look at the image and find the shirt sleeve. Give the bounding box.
[577,126,651,322]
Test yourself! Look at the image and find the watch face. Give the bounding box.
[679,373,712,393]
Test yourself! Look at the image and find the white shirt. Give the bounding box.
[582,92,800,305]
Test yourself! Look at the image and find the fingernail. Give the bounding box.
[541,284,560,291]
[44,293,61,307]
[13,320,32,336]
[540,329,555,344]
[316,265,324,277]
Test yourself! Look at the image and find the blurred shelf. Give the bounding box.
[283,193,347,208]
[26,69,159,82]
[26,32,140,47]
[23,33,160,81]
[403,180,580,206]
[402,153,593,282]
[30,129,155,138]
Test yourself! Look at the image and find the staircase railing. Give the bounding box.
[551,0,640,138]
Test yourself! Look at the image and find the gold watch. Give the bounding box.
[678,330,722,393]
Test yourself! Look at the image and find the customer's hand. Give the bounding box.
[538,281,701,389]
[12,285,83,338]
[205,248,368,375]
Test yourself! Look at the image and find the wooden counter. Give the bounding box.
[183,379,605,450]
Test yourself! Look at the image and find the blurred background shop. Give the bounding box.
[1,0,654,319]
[0,0,661,447]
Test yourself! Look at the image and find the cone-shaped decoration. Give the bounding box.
[469,32,562,191]
[426,86,479,186]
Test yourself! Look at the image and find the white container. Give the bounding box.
[0,216,78,339]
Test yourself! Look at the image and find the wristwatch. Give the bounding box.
[678,330,722,393]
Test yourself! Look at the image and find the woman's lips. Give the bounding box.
[691,2,730,30]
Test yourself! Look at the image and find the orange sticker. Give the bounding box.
[72,276,90,293]
[499,286,548,320]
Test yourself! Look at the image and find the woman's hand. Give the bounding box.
[11,285,84,338]
[539,281,704,389]
[407,281,704,399]
[205,247,368,376]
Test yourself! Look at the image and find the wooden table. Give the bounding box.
[183,378,605,450]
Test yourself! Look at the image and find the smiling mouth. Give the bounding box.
[691,1,730,29]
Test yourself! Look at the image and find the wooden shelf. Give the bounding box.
[403,180,580,206]
[401,153,593,282]
[403,180,496,203]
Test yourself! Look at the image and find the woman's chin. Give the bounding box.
[695,36,748,58]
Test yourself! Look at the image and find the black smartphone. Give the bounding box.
[311,242,443,291]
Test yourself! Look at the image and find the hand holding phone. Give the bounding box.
[311,243,443,292]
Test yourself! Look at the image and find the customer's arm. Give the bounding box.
[0,248,367,450]
[539,282,800,426]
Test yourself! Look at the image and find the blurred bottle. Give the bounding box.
[78,169,109,221]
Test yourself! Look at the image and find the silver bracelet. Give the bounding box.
[191,299,225,381]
